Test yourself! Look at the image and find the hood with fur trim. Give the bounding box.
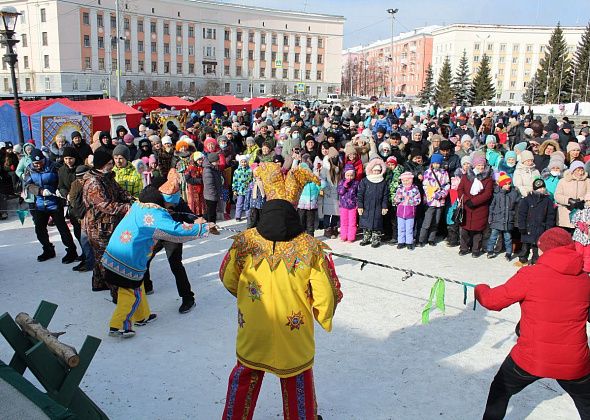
[365,157,385,176]
[539,139,561,155]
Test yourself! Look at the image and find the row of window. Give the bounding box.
[81,12,324,48]
[472,55,534,65]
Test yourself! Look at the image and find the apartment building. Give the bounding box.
[0,0,344,99]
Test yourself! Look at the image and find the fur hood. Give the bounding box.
[365,157,385,176]
[539,139,561,155]
[466,165,492,181]
[563,168,589,182]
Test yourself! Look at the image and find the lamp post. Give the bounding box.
[0,6,24,145]
[387,8,398,102]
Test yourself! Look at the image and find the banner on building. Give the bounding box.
[41,115,93,146]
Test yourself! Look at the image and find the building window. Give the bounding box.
[236,31,242,42]
[260,67,265,77]
[124,40,130,51]
[260,50,265,60]
[499,56,505,63]
[138,40,144,52]
[509,93,515,100]
[283,35,289,46]
[511,69,517,77]
[204,46,215,58]
[306,37,311,48]
[525,57,531,64]
[294,69,299,79]
[203,63,216,74]
[295,36,300,47]
[21,34,27,47]
[72,78,78,91]
[178,81,183,91]
[44,55,50,68]
[474,43,480,51]
[3,78,8,92]
[317,70,322,80]
[40,8,46,23]
[98,37,104,49]
[42,32,48,46]
[112,58,117,70]
[487,43,493,51]
[164,81,170,90]
[305,70,310,80]
[136,60,143,72]
[318,38,323,48]
[150,22,156,33]
[177,25,182,36]
[283,69,288,78]
[188,45,194,56]
[305,85,310,95]
[248,50,253,60]
[83,12,89,25]
[188,26,194,38]
[261,34,266,44]
[84,57,91,69]
[151,62,157,73]
[317,54,323,64]
[45,76,51,91]
[99,58,105,70]
[317,85,322,95]
[97,14,103,27]
[224,47,230,59]
[259,84,265,94]
[189,81,195,91]
[110,15,116,29]
[283,52,288,62]
[271,68,276,78]
[164,62,170,73]
[236,49,242,59]
[294,53,300,63]
[164,23,170,35]
[123,18,129,30]
[236,83,242,94]
[224,30,230,41]
[236,66,242,76]
[248,32,254,43]
[125,59,130,71]
[25,78,31,91]
[151,41,157,52]
[177,63,182,73]
[176,44,182,55]
[272,34,277,45]
[152,81,158,91]
[189,63,194,73]
[164,43,170,54]
[306,53,311,64]
[473,56,479,62]
[203,28,216,39]
[513,43,519,52]
[512,57,518,64]
[139,80,145,90]
[224,82,230,93]
[271,51,277,62]
[138,20,143,33]
[23,56,29,69]
[498,68,504,76]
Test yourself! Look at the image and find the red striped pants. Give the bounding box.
[222,362,318,420]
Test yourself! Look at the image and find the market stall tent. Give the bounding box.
[0,103,32,142]
[66,99,143,133]
[132,96,193,114]
[189,96,252,114]
[29,102,80,146]
[247,97,284,110]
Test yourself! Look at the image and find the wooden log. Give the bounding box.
[15,313,80,368]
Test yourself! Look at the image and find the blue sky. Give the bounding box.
[224,0,590,48]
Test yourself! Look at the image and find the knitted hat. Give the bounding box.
[161,136,173,145]
[207,152,220,163]
[344,163,355,174]
[149,135,161,145]
[236,154,250,162]
[192,151,203,161]
[520,150,534,163]
[537,227,573,252]
[327,147,339,159]
[524,127,534,136]
[75,165,90,177]
[497,172,512,188]
[461,156,472,166]
[471,152,486,167]
[514,142,528,152]
[532,178,546,191]
[549,133,560,140]
[30,148,45,162]
[567,142,581,153]
[504,151,517,161]
[113,144,131,161]
[62,146,79,159]
[175,140,190,152]
[203,138,218,151]
[570,160,585,172]
[139,185,165,207]
[92,150,113,169]
[485,135,496,146]
[461,134,472,144]
[245,136,255,145]
[123,133,135,145]
[430,153,444,165]
[400,171,414,181]
[386,156,398,166]
[411,127,422,136]
[148,154,157,165]
[439,140,452,151]
[254,162,319,205]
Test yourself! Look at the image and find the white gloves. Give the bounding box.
[42,189,52,197]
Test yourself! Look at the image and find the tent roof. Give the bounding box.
[248,97,284,110]
[189,96,251,112]
[132,96,193,113]
[66,98,142,118]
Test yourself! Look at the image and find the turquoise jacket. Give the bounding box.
[297,181,321,210]
[102,202,208,281]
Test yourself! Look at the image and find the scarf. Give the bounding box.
[366,173,384,183]
[470,178,483,196]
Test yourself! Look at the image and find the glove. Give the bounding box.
[41,189,52,197]
[464,200,475,209]
[381,208,388,215]
[358,208,364,215]
[574,200,586,210]
[55,190,64,199]
[568,198,584,210]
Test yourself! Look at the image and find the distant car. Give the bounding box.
[369,96,379,101]
[325,94,341,104]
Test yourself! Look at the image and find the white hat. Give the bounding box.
[0,142,5,149]
[162,136,173,145]
[236,154,250,162]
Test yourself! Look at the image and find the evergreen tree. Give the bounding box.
[452,50,471,105]
[419,64,435,105]
[470,54,496,105]
[572,21,590,101]
[523,76,542,104]
[531,23,572,104]
[434,57,453,107]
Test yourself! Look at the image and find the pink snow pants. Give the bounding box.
[339,207,357,242]
[575,242,590,272]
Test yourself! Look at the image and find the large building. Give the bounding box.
[342,26,438,99]
[430,24,586,103]
[0,0,344,100]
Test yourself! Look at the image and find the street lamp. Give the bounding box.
[0,6,24,145]
[387,8,398,102]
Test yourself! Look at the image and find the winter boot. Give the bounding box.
[330,227,338,239]
[37,245,56,262]
[324,227,332,238]
[359,230,372,246]
[62,248,79,264]
[370,231,381,248]
[179,298,196,314]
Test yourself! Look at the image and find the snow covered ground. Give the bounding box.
[0,215,582,419]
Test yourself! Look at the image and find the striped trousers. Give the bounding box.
[109,284,150,331]
[222,362,318,420]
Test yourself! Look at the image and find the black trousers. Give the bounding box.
[447,223,460,245]
[143,241,194,300]
[483,356,590,420]
[31,207,76,252]
[460,228,483,253]
[519,243,539,263]
[298,208,317,236]
[419,207,443,243]
[205,199,217,223]
[382,204,398,240]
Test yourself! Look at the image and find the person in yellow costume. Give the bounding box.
[219,162,342,420]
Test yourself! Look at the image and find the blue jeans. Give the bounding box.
[486,229,512,255]
[80,231,95,267]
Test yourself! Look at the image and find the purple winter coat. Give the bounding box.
[337,178,359,209]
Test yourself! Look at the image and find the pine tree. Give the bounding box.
[531,23,572,104]
[419,64,434,105]
[452,50,471,105]
[523,76,542,104]
[470,54,496,105]
[572,21,590,101]
[434,57,453,107]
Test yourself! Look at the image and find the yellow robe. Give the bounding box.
[219,228,342,378]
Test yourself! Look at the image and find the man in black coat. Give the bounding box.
[70,131,93,163]
[558,123,577,152]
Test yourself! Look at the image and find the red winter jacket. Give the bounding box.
[475,244,590,380]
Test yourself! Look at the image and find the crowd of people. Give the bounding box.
[3,99,590,418]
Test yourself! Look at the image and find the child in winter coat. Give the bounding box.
[513,150,541,197]
[394,171,422,250]
[541,152,565,202]
[447,156,472,246]
[486,173,520,260]
[343,141,364,181]
[337,164,360,242]
[357,157,389,248]
[319,151,341,238]
[418,153,450,246]
[185,152,206,217]
[485,135,502,169]
[572,195,590,272]
[232,154,253,222]
[384,156,404,243]
[517,178,556,265]
[245,164,266,228]
[297,163,321,235]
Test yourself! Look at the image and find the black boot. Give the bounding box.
[37,246,56,262]
[61,248,79,264]
[370,231,381,248]
[359,230,372,246]
[179,298,196,314]
[72,258,87,271]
